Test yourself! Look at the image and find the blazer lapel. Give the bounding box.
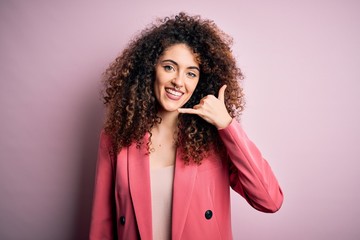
[171,149,198,240]
[128,134,153,239]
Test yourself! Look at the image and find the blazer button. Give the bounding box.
[120,216,126,225]
[205,210,213,220]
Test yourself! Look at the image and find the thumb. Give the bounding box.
[218,85,227,102]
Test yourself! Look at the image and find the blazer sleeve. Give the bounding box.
[218,120,283,213]
[89,130,117,240]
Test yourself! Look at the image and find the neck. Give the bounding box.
[154,110,179,133]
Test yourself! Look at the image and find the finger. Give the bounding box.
[178,108,200,115]
[218,85,227,102]
[193,104,202,109]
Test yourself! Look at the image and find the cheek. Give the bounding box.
[189,80,199,93]
[154,71,166,88]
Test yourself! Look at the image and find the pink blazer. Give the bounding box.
[89,120,283,240]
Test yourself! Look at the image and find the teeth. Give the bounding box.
[166,88,182,96]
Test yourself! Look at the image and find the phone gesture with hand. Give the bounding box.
[178,85,232,129]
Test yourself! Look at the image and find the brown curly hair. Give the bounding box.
[102,12,245,164]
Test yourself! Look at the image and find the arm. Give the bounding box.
[89,130,117,239]
[219,120,283,213]
[179,85,283,213]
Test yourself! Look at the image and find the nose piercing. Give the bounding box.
[174,85,179,90]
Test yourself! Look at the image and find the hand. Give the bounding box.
[178,85,232,129]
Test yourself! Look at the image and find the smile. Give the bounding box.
[165,88,183,97]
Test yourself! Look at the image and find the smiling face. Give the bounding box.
[154,44,200,114]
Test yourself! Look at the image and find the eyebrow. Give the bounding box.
[161,59,200,72]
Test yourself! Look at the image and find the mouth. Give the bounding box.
[165,87,184,100]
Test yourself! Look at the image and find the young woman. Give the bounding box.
[90,12,283,240]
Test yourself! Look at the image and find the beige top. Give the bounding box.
[150,165,174,240]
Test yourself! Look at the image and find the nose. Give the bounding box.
[171,72,184,88]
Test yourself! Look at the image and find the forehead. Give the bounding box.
[159,44,199,66]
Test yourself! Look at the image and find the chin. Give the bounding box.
[158,101,184,113]
[161,106,180,113]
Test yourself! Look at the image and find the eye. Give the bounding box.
[163,65,175,71]
[187,72,197,78]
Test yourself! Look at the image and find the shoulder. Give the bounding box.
[98,129,114,150]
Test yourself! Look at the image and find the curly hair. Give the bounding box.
[102,12,245,164]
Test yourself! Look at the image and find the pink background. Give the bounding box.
[1,0,359,239]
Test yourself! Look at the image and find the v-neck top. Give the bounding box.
[150,165,175,240]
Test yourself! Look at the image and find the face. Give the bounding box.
[154,44,200,113]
